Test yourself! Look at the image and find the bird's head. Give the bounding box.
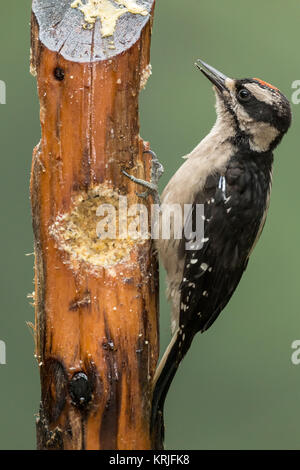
[196,59,292,153]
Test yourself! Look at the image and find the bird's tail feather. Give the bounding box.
[150,327,195,448]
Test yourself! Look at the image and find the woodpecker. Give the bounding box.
[123,60,291,443]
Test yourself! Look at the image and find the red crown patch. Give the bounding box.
[253,78,278,91]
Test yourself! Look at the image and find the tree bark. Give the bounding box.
[30,0,158,450]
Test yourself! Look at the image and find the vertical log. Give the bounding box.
[30,0,158,450]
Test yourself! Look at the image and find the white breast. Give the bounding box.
[157,121,236,332]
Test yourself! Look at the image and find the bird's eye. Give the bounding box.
[238,88,251,102]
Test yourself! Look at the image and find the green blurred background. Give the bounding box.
[0,0,300,450]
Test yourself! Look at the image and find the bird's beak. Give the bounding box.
[195,59,228,93]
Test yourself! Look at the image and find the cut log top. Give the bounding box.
[32,0,155,62]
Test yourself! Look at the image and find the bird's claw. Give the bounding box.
[136,190,150,199]
[147,150,164,187]
[122,150,164,206]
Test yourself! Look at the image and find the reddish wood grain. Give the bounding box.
[31,3,158,450]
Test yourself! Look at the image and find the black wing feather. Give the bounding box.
[179,152,272,333]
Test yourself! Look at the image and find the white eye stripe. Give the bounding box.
[243,83,274,106]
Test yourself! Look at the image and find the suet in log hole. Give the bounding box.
[71,0,149,38]
[49,185,150,270]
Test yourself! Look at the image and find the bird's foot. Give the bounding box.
[122,150,164,206]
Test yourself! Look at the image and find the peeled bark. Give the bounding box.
[30,0,158,450]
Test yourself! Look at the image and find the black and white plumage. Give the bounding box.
[151,60,291,442]
[179,150,273,334]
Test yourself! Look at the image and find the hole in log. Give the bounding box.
[69,372,93,409]
[54,67,65,81]
[50,185,149,268]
